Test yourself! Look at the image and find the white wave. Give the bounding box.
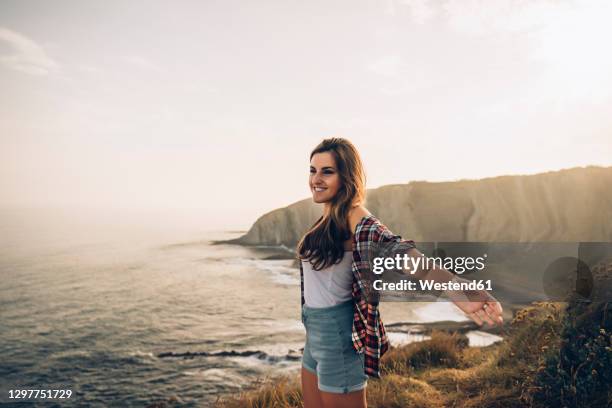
[235,258,300,285]
[386,331,431,347]
[259,319,304,333]
[50,349,93,359]
[127,350,156,359]
[184,368,245,385]
[413,302,469,322]
[465,330,503,347]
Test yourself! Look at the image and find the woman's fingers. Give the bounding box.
[494,301,503,315]
[485,301,504,325]
[478,307,496,326]
[468,312,483,326]
[486,300,503,315]
[460,298,505,327]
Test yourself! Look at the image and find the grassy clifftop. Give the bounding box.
[215,294,611,407]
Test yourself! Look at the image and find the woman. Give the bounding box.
[297,138,503,408]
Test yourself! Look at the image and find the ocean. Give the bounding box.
[0,208,499,407]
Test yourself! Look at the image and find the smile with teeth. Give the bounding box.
[313,187,327,192]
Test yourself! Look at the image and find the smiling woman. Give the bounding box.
[298,138,372,407]
[296,138,503,408]
[302,140,367,271]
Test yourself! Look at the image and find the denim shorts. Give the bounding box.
[301,299,368,394]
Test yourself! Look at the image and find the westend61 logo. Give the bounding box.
[372,253,487,275]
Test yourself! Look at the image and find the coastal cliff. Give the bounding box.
[228,165,612,248]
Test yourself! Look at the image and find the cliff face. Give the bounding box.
[234,166,612,248]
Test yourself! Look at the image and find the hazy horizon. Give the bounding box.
[2,0,612,230]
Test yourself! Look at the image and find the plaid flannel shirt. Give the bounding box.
[299,214,416,379]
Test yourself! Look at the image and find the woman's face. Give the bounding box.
[310,152,341,204]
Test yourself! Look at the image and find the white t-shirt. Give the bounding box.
[302,251,353,308]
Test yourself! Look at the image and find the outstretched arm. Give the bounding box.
[403,247,504,327]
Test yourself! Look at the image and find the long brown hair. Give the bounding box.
[296,138,367,270]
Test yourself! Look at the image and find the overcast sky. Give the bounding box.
[1,0,611,230]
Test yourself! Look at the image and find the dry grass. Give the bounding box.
[213,375,303,408]
[380,331,467,375]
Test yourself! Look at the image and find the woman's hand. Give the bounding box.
[453,296,504,327]
[446,282,504,327]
